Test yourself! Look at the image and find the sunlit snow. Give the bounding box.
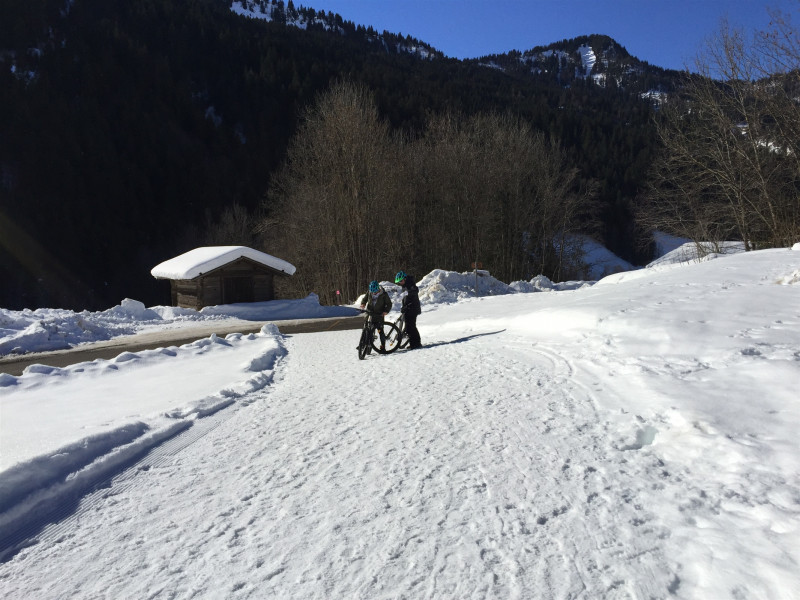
[1,242,799,599]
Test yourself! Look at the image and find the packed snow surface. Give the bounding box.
[1,244,800,599]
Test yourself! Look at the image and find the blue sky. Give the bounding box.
[304,0,797,71]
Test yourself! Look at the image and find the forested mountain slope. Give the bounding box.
[0,0,683,310]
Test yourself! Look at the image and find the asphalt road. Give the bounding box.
[0,315,363,377]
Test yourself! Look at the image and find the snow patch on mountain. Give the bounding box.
[230,0,436,59]
[578,44,596,76]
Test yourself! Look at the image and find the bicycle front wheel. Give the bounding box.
[374,322,401,354]
[358,327,370,360]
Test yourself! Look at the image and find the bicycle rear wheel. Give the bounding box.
[394,316,409,349]
[375,322,401,354]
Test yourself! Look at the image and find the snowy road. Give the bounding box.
[2,248,800,599]
[2,326,677,598]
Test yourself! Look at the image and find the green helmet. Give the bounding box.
[394,270,407,284]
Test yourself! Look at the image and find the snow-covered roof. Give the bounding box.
[151,246,296,280]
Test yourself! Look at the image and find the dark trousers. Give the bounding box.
[370,316,386,345]
[405,313,421,348]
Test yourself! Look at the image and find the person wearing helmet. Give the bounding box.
[395,270,422,349]
[360,280,392,351]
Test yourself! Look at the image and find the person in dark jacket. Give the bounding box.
[360,280,392,351]
[394,270,422,349]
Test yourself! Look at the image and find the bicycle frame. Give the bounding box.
[358,311,407,357]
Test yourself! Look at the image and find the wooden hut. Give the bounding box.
[151,246,296,310]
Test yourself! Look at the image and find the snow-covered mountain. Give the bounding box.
[471,34,677,104]
[230,0,443,60]
[229,2,680,102]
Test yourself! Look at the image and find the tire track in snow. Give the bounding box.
[471,337,676,598]
[0,342,288,564]
[1,327,679,599]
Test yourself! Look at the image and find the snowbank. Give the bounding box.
[0,294,356,357]
[647,240,746,267]
[0,324,288,545]
[356,270,593,311]
[2,272,595,357]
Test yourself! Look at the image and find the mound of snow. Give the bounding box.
[357,270,594,312]
[104,298,161,321]
[575,235,635,279]
[0,295,358,357]
[418,269,516,305]
[0,309,133,355]
[648,241,746,267]
[510,274,592,293]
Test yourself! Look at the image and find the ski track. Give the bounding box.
[1,327,689,599]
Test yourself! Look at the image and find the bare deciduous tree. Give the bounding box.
[412,112,592,282]
[642,8,800,253]
[266,81,408,303]
[265,84,596,302]
[203,203,257,247]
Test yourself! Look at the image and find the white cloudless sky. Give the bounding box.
[304,0,798,71]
